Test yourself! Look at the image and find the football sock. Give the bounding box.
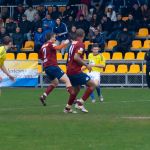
[96,86,101,97]
[90,92,95,100]
[45,85,55,96]
[67,86,76,106]
[82,87,94,101]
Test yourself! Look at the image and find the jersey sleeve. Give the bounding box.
[75,43,84,55]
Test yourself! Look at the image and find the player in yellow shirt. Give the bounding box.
[82,43,106,102]
[0,36,15,82]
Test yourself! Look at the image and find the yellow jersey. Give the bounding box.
[88,53,106,73]
[0,46,6,67]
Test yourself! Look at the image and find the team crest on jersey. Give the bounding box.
[78,48,84,54]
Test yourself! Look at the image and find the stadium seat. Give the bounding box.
[124,52,135,60]
[102,52,110,60]
[59,65,66,73]
[142,64,146,73]
[38,65,42,74]
[59,6,66,13]
[128,64,140,74]
[28,53,38,60]
[21,41,34,51]
[106,40,117,50]
[116,65,128,74]
[6,53,15,60]
[131,40,142,49]
[112,52,123,60]
[137,28,149,37]
[64,53,68,60]
[84,41,92,50]
[57,53,62,60]
[122,17,128,21]
[136,52,145,60]
[16,53,27,60]
[142,40,150,49]
[103,65,116,73]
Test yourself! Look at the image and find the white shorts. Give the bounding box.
[87,71,101,84]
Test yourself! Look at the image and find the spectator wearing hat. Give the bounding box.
[105,5,117,22]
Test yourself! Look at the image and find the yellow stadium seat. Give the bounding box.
[142,40,150,49]
[124,52,135,60]
[59,65,66,73]
[104,65,116,73]
[84,41,92,50]
[21,41,34,51]
[131,40,142,49]
[28,53,38,60]
[136,52,145,60]
[112,52,123,60]
[137,28,149,37]
[6,53,15,60]
[59,6,66,13]
[102,52,110,60]
[128,64,140,74]
[16,53,27,60]
[116,65,128,74]
[57,53,62,60]
[106,40,117,50]
[38,65,42,74]
[142,64,146,73]
[122,17,128,21]
[64,53,68,60]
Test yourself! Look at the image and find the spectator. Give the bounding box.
[0,17,4,29]
[5,17,17,36]
[105,5,117,22]
[0,27,9,43]
[93,3,104,19]
[53,18,68,55]
[24,6,38,22]
[1,7,9,20]
[90,13,100,28]
[34,27,44,53]
[113,28,132,55]
[37,5,46,19]
[12,27,24,52]
[18,14,32,41]
[51,6,62,20]
[32,14,42,32]
[140,17,150,28]
[64,15,75,32]
[13,4,25,21]
[68,25,77,40]
[141,4,150,19]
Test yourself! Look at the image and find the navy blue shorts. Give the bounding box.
[68,73,91,87]
[45,66,64,80]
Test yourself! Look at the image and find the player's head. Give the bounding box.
[3,36,13,49]
[91,43,100,54]
[76,28,85,41]
[45,32,56,43]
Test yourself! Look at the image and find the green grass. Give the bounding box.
[0,88,150,150]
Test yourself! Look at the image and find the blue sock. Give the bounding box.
[90,92,95,100]
[96,86,101,97]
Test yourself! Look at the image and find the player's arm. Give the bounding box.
[74,53,92,71]
[1,65,15,81]
[54,40,69,50]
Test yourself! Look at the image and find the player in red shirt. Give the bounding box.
[67,29,96,113]
[39,33,77,113]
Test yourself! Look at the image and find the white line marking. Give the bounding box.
[121,116,150,120]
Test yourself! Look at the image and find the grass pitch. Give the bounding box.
[0,88,150,150]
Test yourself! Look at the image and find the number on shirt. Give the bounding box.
[68,45,74,61]
[43,48,47,62]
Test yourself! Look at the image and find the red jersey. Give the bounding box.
[39,42,58,68]
[67,41,85,75]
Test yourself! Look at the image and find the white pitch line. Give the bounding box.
[121,116,150,120]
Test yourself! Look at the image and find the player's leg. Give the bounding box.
[40,78,59,106]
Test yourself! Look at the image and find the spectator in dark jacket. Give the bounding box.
[51,6,62,20]
[34,27,45,53]
[5,17,17,36]
[32,14,42,32]
[13,4,25,21]
[18,14,32,40]
[113,28,132,55]
[12,27,24,52]
[90,13,100,28]
[0,27,9,43]
[37,5,46,19]
[64,15,75,32]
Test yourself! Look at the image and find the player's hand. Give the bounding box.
[86,64,92,72]
[8,75,15,81]
[63,39,70,45]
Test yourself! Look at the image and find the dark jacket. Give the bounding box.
[18,20,32,34]
[5,22,17,34]
[12,32,24,45]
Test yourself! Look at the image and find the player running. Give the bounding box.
[0,36,15,82]
[82,44,106,103]
[39,33,77,113]
[66,28,96,113]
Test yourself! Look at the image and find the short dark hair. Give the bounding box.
[76,28,85,38]
[92,43,99,49]
[45,32,55,41]
[3,36,12,45]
